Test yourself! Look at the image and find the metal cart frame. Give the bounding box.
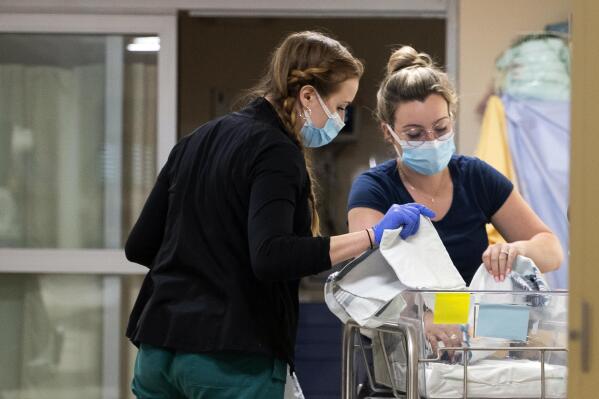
[341,320,567,399]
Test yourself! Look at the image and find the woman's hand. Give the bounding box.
[372,203,435,244]
[423,311,462,361]
[482,242,522,282]
[330,203,433,266]
[489,190,563,273]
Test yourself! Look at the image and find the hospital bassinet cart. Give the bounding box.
[340,290,568,399]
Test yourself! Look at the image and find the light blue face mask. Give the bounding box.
[386,124,456,176]
[300,91,345,148]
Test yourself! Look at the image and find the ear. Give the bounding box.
[381,122,393,142]
[298,85,316,108]
[382,122,401,155]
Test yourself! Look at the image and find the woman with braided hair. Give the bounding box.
[124,32,434,399]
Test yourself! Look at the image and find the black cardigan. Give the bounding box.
[124,98,331,368]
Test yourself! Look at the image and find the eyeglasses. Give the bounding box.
[387,117,454,148]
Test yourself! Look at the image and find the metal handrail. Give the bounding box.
[343,320,420,399]
[342,320,568,399]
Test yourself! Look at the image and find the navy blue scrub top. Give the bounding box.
[348,155,514,284]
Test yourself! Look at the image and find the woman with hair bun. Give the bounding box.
[124,33,434,399]
[348,45,563,352]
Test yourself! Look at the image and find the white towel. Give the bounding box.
[334,250,407,327]
[424,359,567,398]
[379,216,466,290]
[325,216,465,327]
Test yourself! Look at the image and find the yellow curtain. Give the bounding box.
[475,95,517,244]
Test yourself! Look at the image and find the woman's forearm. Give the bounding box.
[329,229,375,266]
[512,232,564,272]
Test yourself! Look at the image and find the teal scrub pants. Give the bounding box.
[132,344,287,399]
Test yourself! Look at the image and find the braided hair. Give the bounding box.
[246,31,364,236]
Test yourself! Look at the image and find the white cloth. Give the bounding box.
[379,216,466,290]
[424,359,567,398]
[469,265,513,291]
[469,260,514,309]
[468,255,548,292]
[467,256,552,363]
[467,257,526,364]
[325,216,464,327]
[284,368,305,399]
[332,250,407,327]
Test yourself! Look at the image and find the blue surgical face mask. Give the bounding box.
[300,91,345,148]
[386,124,456,175]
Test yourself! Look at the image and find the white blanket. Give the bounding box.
[424,359,567,398]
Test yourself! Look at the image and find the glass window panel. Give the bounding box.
[0,274,104,398]
[0,34,158,249]
[0,273,146,399]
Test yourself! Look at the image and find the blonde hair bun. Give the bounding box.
[375,45,457,127]
[386,45,433,75]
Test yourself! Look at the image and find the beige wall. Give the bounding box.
[179,16,445,235]
[458,0,571,155]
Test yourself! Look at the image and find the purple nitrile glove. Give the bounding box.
[372,203,436,244]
